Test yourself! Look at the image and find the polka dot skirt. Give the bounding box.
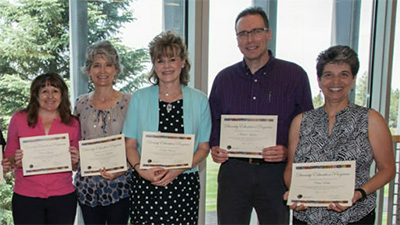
[129,171,200,225]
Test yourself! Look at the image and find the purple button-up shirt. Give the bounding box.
[209,51,313,148]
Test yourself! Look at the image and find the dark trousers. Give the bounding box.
[12,191,77,225]
[292,210,376,225]
[79,197,130,225]
[217,159,289,225]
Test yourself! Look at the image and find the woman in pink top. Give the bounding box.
[4,72,81,225]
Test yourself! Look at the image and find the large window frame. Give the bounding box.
[69,0,398,224]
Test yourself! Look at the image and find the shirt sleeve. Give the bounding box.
[4,113,21,157]
[70,118,81,150]
[197,94,211,143]
[295,69,314,114]
[209,75,222,148]
[123,92,139,139]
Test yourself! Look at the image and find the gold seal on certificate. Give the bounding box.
[287,161,356,207]
[140,131,195,169]
[220,115,277,158]
[20,133,72,176]
[79,134,127,177]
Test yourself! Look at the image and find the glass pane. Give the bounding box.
[355,0,373,107]
[121,1,163,49]
[390,3,400,135]
[276,0,373,108]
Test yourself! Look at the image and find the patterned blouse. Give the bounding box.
[293,103,376,225]
[74,92,131,207]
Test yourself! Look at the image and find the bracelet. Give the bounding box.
[355,188,367,199]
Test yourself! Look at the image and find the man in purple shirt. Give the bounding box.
[209,7,313,224]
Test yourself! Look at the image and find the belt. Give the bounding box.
[230,157,267,165]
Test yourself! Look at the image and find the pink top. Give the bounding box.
[5,111,81,198]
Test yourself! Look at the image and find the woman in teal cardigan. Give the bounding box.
[123,31,211,225]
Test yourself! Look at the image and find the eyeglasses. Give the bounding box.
[236,28,269,39]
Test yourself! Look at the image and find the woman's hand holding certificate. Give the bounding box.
[140,132,195,169]
[287,161,356,207]
[79,134,127,177]
[20,133,72,176]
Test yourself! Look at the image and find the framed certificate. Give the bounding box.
[220,115,277,158]
[287,161,356,207]
[79,134,127,177]
[140,131,195,169]
[20,133,72,176]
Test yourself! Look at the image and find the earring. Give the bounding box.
[113,75,117,85]
[88,76,93,84]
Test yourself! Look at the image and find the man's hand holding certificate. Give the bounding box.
[20,133,72,176]
[140,131,194,169]
[287,161,356,207]
[79,134,127,177]
[220,115,277,158]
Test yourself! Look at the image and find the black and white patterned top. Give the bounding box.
[293,103,375,225]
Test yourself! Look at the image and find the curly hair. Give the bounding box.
[148,31,191,85]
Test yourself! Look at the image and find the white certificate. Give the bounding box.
[20,133,72,176]
[79,134,127,177]
[287,161,356,207]
[220,115,277,158]
[140,131,195,169]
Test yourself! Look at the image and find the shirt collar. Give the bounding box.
[241,50,275,76]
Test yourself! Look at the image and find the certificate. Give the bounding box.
[220,115,277,158]
[140,131,195,169]
[287,161,356,207]
[20,133,72,176]
[79,134,127,177]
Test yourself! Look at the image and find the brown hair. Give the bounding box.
[24,72,74,127]
[148,31,191,85]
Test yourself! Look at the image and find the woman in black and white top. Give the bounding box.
[284,45,395,225]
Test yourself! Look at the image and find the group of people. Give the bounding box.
[1,6,395,225]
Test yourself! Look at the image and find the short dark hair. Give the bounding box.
[24,72,73,127]
[235,6,269,30]
[316,45,359,78]
[148,31,191,85]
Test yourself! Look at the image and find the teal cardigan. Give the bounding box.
[123,85,211,173]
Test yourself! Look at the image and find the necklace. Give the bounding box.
[160,91,178,97]
[166,103,172,113]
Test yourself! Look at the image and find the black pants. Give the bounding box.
[79,197,130,225]
[292,210,376,225]
[217,159,289,225]
[12,191,77,225]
